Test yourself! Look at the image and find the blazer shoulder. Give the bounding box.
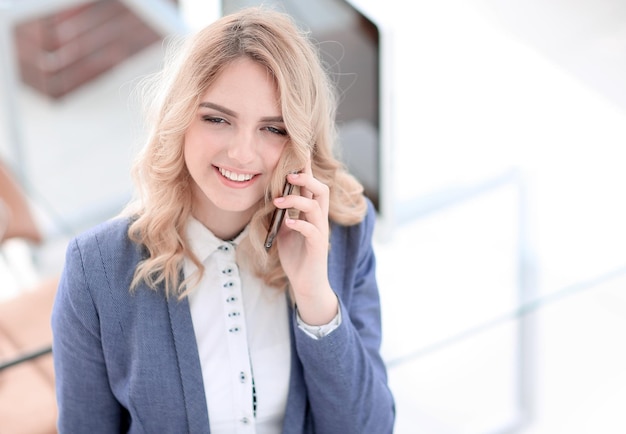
[70,216,140,262]
[62,217,143,306]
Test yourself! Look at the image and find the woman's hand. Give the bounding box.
[273,163,338,325]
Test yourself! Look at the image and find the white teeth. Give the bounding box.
[219,168,253,182]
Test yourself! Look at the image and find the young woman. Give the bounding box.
[52,7,395,433]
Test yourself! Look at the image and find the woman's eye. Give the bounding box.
[265,126,288,136]
[202,116,226,124]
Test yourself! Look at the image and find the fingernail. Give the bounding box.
[274,197,285,203]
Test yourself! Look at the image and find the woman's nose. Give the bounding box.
[227,129,255,164]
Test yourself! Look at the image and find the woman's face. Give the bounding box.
[184,57,288,228]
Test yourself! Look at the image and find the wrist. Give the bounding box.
[293,284,338,326]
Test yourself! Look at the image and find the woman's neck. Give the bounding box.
[191,205,255,241]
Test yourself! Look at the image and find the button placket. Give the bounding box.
[217,245,255,430]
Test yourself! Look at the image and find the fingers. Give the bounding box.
[273,171,329,242]
[274,172,329,216]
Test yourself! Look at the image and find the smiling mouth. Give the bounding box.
[218,167,255,182]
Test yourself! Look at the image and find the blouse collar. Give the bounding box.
[185,216,249,263]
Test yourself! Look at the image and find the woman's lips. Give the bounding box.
[215,166,258,186]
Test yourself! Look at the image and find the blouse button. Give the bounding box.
[228,311,240,317]
[223,281,234,288]
[226,296,237,303]
[218,244,231,252]
[241,417,250,425]
[222,267,233,275]
[239,371,246,382]
[229,326,240,333]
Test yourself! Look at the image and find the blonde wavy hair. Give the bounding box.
[124,6,367,298]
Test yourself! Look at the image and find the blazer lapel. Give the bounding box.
[167,293,211,434]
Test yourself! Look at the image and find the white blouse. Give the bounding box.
[184,218,291,434]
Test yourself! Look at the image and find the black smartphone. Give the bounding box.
[264,176,295,250]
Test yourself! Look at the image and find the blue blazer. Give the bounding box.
[52,200,395,433]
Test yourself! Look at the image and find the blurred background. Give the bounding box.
[1,0,625,433]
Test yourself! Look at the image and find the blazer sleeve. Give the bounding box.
[292,200,395,434]
[51,238,126,433]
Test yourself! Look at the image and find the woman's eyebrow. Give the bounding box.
[199,101,237,117]
[260,115,284,123]
[199,101,284,123]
